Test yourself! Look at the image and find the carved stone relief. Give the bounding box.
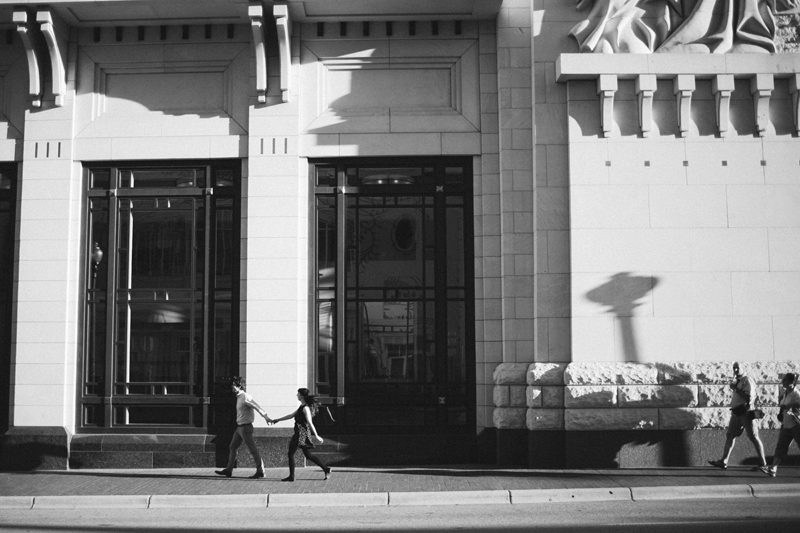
[571,0,800,54]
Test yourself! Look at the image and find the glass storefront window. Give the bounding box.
[81,161,240,430]
[311,158,475,433]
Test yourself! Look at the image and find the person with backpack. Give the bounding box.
[760,373,800,477]
[267,388,331,482]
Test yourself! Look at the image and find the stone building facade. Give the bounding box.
[0,0,798,470]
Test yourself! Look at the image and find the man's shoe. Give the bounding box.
[323,467,331,480]
[281,476,295,482]
[214,469,232,478]
[758,466,776,477]
[249,471,264,479]
[708,459,727,469]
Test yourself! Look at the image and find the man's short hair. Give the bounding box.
[232,376,245,389]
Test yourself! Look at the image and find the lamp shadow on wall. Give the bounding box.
[585,272,659,363]
[582,273,693,467]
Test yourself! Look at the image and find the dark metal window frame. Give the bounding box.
[309,157,476,435]
[78,159,241,434]
[0,163,17,433]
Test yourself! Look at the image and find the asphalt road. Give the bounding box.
[1,497,798,532]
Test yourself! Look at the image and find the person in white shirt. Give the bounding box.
[214,376,270,479]
[760,373,800,477]
[708,362,768,470]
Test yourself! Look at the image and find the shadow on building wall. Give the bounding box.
[585,272,659,363]
[574,273,695,467]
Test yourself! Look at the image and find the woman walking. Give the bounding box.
[268,388,331,482]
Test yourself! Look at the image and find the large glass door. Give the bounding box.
[313,159,474,434]
[81,161,239,431]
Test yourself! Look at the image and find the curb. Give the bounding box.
[32,495,150,509]
[388,490,510,506]
[0,496,33,510]
[269,492,387,507]
[149,494,268,508]
[631,484,753,501]
[510,487,632,504]
[3,484,800,509]
[751,483,800,498]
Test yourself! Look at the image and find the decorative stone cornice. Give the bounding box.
[556,54,800,138]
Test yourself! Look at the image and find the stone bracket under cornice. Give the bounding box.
[556,54,800,138]
[36,9,69,107]
[249,1,292,104]
[249,2,268,103]
[274,4,291,103]
[13,8,42,108]
[12,7,70,108]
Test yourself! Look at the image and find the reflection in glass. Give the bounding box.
[215,200,233,289]
[129,200,196,289]
[446,208,465,286]
[358,167,421,185]
[355,200,427,288]
[213,301,232,383]
[120,169,204,188]
[125,302,192,383]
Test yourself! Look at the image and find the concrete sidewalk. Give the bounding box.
[1,465,799,509]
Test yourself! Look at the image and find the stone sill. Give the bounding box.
[556,53,800,82]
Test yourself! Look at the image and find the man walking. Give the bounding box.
[708,362,768,470]
[215,376,269,479]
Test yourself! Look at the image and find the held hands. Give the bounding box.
[314,435,324,443]
[263,413,274,425]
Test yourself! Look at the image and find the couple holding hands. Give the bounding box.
[214,377,330,482]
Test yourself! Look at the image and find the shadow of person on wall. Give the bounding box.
[585,272,659,362]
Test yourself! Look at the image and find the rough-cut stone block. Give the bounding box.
[564,363,657,385]
[527,386,542,408]
[659,408,730,430]
[698,385,732,407]
[699,382,780,408]
[564,385,617,408]
[527,409,564,430]
[510,385,528,407]
[744,361,800,384]
[754,384,780,407]
[542,386,565,408]
[493,385,510,407]
[618,385,698,408]
[759,407,781,430]
[693,363,741,383]
[565,408,658,431]
[527,362,567,385]
[494,363,529,385]
[493,407,527,429]
[656,362,698,384]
